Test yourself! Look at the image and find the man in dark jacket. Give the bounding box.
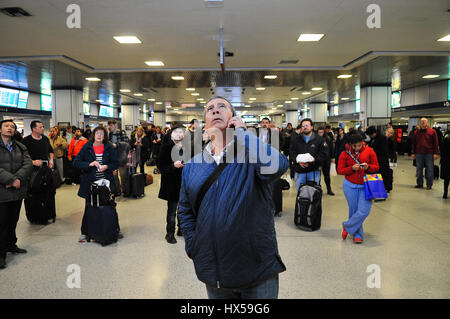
[366,126,391,192]
[0,120,33,269]
[178,96,288,299]
[108,119,130,196]
[317,126,335,195]
[290,119,327,190]
[411,118,439,190]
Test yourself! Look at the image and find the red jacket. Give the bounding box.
[337,143,380,185]
[412,127,439,155]
[68,137,88,160]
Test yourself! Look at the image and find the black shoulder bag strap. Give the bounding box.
[194,162,228,218]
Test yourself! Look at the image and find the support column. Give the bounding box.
[286,110,299,128]
[51,89,84,128]
[122,104,140,136]
[153,111,166,127]
[310,103,328,124]
[360,86,392,129]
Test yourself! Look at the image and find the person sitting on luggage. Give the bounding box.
[337,133,379,244]
[73,126,119,243]
[130,126,150,174]
[289,119,328,191]
[158,124,186,244]
[0,120,33,270]
[178,96,289,299]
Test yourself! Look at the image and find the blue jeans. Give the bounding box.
[342,179,372,240]
[206,274,279,299]
[295,171,321,191]
[415,153,434,187]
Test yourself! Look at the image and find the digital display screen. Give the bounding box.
[41,94,52,111]
[17,91,29,109]
[0,87,19,107]
[99,105,113,117]
[392,91,401,108]
[83,102,90,115]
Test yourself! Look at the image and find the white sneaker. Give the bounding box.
[78,235,87,243]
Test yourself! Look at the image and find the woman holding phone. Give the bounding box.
[337,133,379,244]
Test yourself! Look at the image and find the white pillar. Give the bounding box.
[122,105,140,136]
[52,89,84,128]
[286,110,299,128]
[360,86,392,128]
[153,111,166,127]
[310,103,328,124]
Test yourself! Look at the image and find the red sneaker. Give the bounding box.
[342,226,348,240]
[353,238,363,244]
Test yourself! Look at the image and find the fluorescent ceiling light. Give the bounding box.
[95,100,103,102]
[285,101,293,103]
[249,98,256,100]
[302,92,311,95]
[172,76,184,80]
[174,108,179,111]
[422,74,440,79]
[277,105,283,107]
[156,102,163,104]
[133,93,143,96]
[264,75,277,79]
[0,79,13,83]
[272,108,277,110]
[244,105,251,108]
[191,93,200,96]
[86,77,101,81]
[113,36,142,44]
[312,87,322,91]
[145,61,164,66]
[197,98,204,101]
[297,34,325,42]
[120,89,131,93]
[148,98,155,101]
[185,88,195,91]
[291,97,299,100]
[337,74,352,79]
[437,35,450,41]
[256,87,266,91]
[341,97,350,100]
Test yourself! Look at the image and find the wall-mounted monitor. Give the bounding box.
[391,91,401,108]
[17,91,29,109]
[0,87,19,107]
[41,94,52,111]
[83,102,90,115]
[99,105,113,117]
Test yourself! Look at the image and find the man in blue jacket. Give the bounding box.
[178,96,288,299]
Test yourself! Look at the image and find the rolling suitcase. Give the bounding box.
[130,173,145,197]
[294,177,323,232]
[85,183,119,246]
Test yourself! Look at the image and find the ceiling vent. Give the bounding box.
[204,0,224,8]
[0,7,32,17]
[279,59,299,64]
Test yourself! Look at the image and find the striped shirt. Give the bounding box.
[93,145,105,180]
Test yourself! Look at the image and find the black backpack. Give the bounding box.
[89,183,116,208]
[29,164,54,194]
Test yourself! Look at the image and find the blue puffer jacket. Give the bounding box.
[178,128,289,289]
[73,141,119,199]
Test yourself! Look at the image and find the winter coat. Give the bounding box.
[73,142,119,199]
[68,137,88,160]
[0,140,33,203]
[368,134,390,173]
[337,143,380,185]
[289,132,328,173]
[440,134,450,180]
[158,140,183,202]
[130,134,151,163]
[49,135,68,158]
[178,129,288,289]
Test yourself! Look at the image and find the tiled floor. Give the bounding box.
[1,156,449,298]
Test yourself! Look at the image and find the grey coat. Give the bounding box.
[0,140,33,203]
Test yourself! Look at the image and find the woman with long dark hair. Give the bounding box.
[335,127,347,168]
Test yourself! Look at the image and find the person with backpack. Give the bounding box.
[0,120,33,269]
[337,133,379,244]
[73,126,119,243]
[178,96,288,299]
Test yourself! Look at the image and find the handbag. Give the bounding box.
[345,151,388,201]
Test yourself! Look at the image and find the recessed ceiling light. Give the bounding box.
[337,74,352,79]
[197,98,204,101]
[191,93,200,96]
[0,79,13,83]
[285,101,293,103]
[272,108,277,110]
[437,35,450,41]
[291,97,299,100]
[312,87,322,91]
[302,92,311,95]
[264,75,277,79]
[113,36,142,44]
[341,97,350,100]
[249,98,256,100]
[95,100,103,102]
[145,61,164,66]
[156,102,163,104]
[172,76,184,80]
[86,77,101,81]
[185,88,196,91]
[120,89,131,93]
[256,87,266,91]
[174,108,179,111]
[148,98,155,101]
[297,34,325,42]
[133,93,143,96]
[277,104,283,107]
[422,74,440,79]
[244,105,251,108]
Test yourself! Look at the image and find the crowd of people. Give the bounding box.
[1,100,449,299]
